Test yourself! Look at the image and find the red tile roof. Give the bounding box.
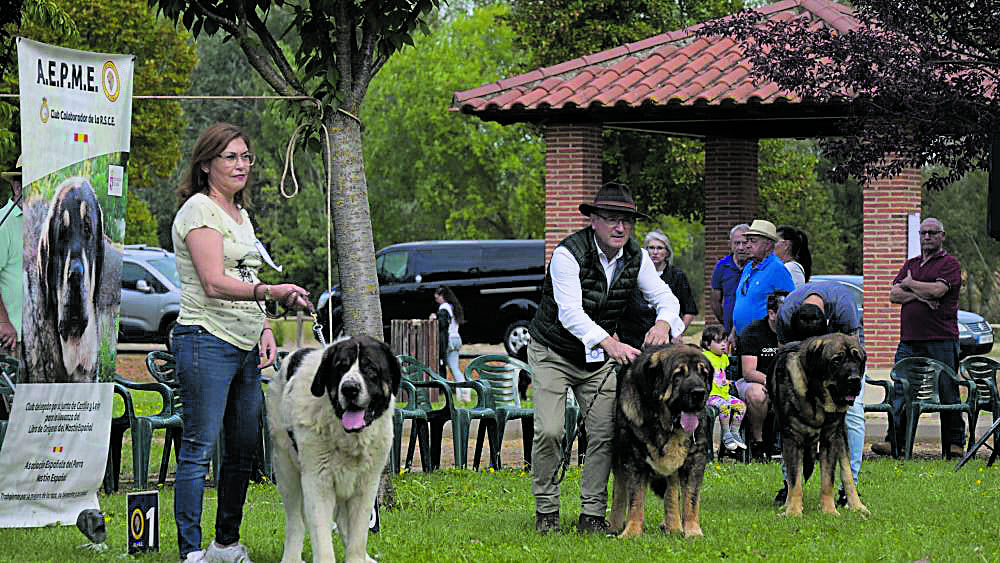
[452,0,858,129]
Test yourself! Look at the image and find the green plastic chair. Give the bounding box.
[396,355,495,470]
[891,356,978,460]
[391,374,430,473]
[465,354,534,470]
[862,376,897,456]
[959,356,1000,457]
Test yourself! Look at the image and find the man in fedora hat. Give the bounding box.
[731,219,795,340]
[0,156,22,354]
[527,182,685,535]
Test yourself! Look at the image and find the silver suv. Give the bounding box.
[119,245,180,349]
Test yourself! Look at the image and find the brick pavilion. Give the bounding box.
[452,0,922,368]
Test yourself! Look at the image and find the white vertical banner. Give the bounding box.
[0,383,113,527]
[0,38,133,528]
[16,37,132,384]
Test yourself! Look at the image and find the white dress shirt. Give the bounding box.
[549,235,684,352]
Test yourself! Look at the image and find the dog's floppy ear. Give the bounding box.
[803,334,830,369]
[36,191,60,303]
[848,336,867,373]
[311,339,355,397]
[380,340,402,395]
[647,347,676,401]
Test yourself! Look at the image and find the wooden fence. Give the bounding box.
[390,319,441,376]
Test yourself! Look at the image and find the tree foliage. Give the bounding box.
[362,5,544,248]
[699,0,1000,189]
[506,0,743,71]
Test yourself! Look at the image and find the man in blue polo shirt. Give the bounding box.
[710,223,750,342]
[731,219,796,340]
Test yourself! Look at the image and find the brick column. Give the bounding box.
[863,168,922,368]
[703,138,759,325]
[542,124,603,262]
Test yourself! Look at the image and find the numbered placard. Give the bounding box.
[127,491,158,554]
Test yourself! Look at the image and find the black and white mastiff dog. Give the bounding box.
[768,333,870,517]
[268,336,400,563]
[610,344,713,538]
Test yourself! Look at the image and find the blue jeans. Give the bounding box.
[889,340,963,450]
[172,324,261,558]
[845,385,865,484]
[446,335,464,382]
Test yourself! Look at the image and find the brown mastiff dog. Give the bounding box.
[610,344,713,538]
[768,333,870,517]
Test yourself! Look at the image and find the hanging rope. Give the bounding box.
[278,108,336,339]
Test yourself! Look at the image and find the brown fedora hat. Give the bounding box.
[579,182,650,221]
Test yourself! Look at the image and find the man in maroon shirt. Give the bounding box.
[871,218,965,458]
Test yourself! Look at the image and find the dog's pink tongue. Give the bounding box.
[845,395,857,402]
[342,410,366,430]
[680,412,699,433]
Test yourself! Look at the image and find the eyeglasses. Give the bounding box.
[594,213,635,226]
[217,152,255,166]
[919,230,943,236]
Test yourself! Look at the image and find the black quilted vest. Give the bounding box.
[529,228,642,367]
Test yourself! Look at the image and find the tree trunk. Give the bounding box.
[323,110,396,508]
[324,111,383,338]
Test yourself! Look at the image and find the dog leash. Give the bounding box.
[311,310,327,346]
[552,363,621,485]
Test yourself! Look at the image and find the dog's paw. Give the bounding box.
[683,526,703,538]
[618,524,642,539]
[780,507,804,518]
[659,521,683,535]
[849,503,871,517]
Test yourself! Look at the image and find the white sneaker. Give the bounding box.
[722,432,739,451]
[203,542,253,563]
[183,550,205,562]
[733,434,748,450]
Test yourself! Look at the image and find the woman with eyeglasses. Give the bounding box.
[618,230,698,348]
[170,123,314,563]
[775,225,812,289]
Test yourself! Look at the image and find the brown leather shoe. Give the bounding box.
[577,513,611,535]
[535,511,559,534]
[870,441,893,456]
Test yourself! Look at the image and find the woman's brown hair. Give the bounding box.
[176,122,253,209]
[435,286,464,325]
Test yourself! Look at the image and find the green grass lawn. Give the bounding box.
[2,457,1000,562]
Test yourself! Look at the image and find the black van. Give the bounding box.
[317,240,545,356]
